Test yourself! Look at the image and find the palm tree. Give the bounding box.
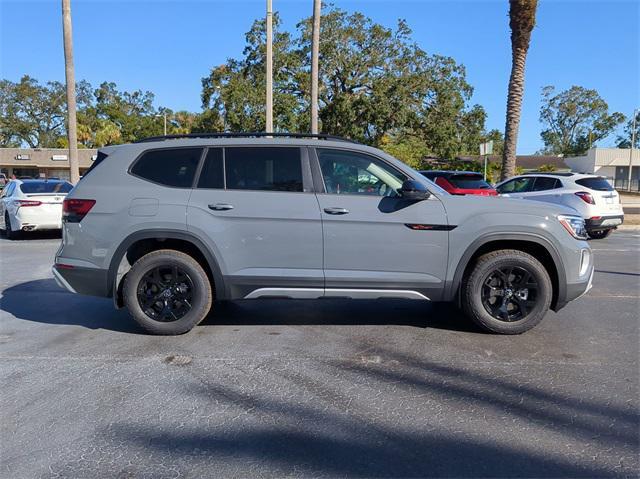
[501,0,538,180]
[310,0,321,134]
[62,0,80,183]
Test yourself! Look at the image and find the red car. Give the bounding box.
[419,170,497,196]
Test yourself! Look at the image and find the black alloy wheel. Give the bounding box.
[481,266,538,322]
[137,265,195,322]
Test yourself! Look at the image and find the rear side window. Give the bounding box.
[575,177,613,191]
[19,182,73,194]
[448,174,492,189]
[197,148,224,189]
[225,147,302,192]
[531,177,560,191]
[131,148,202,188]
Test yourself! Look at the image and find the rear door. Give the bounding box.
[312,147,448,299]
[187,146,323,298]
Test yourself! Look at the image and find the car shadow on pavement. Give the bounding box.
[0,278,142,334]
[1,279,479,334]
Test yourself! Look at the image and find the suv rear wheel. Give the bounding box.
[123,249,213,334]
[462,250,552,334]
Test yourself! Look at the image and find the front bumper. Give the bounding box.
[555,266,594,311]
[585,215,624,231]
[52,264,110,297]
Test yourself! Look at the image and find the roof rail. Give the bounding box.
[134,132,358,144]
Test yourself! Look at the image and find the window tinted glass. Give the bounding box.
[225,147,302,192]
[575,177,613,191]
[19,181,73,194]
[318,149,408,196]
[1,182,15,197]
[449,174,492,189]
[497,177,534,193]
[531,177,559,191]
[197,148,224,189]
[131,148,202,188]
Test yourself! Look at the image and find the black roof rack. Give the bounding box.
[134,132,358,144]
[521,171,576,176]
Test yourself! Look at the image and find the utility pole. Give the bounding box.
[310,0,321,134]
[265,0,273,133]
[62,0,80,184]
[163,113,167,136]
[627,108,637,192]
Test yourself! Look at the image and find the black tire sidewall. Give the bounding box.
[463,252,552,334]
[123,251,212,335]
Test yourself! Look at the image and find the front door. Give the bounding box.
[312,147,449,300]
[188,146,323,298]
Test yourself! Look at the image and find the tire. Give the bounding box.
[461,249,552,335]
[3,212,18,240]
[123,249,213,335]
[587,229,612,240]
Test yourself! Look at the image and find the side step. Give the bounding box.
[244,288,429,301]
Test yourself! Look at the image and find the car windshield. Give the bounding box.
[575,177,614,192]
[19,181,73,194]
[449,174,492,189]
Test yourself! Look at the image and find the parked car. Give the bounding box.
[419,171,497,196]
[53,133,593,335]
[0,179,73,239]
[495,173,623,239]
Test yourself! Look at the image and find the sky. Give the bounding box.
[1,0,638,154]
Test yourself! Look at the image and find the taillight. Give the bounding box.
[16,200,42,207]
[63,199,95,223]
[575,191,595,204]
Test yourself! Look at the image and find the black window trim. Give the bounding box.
[128,146,207,189]
[193,145,311,194]
[309,146,411,197]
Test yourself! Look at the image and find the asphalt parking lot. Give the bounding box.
[1,231,639,478]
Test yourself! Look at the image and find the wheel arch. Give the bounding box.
[448,233,566,311]
[108,229,225,307]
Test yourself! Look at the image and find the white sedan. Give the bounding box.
[0,179,73,239]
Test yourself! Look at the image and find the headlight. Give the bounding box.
[558,214,587,240]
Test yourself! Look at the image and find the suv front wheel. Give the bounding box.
[123,249,213,334]
[462,250,552,334]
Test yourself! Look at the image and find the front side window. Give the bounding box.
[497,177,535,194]
[225,147,303,192]
[317,149,407,196]
[131,148,202,188]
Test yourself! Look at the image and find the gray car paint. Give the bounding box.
[54,137,592,309]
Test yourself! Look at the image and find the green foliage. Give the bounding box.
[0,75,66,147]
[616,111,640,149]
[379,135,429,170]
[539,85,625,156]
[201,6,487,160]
[537,163,557,172]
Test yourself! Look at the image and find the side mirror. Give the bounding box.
[399,180,431,201]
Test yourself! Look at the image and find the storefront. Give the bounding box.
[0,148,97,181]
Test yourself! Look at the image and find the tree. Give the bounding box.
[539,85,625,155]
[201,6,483,159]
[0,76,67,147]
[537,163,557,172]
[484,129,505,157]
[501,0,538,180]
[62,0,80,183]
[616,110,640,148]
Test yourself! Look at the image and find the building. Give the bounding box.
[0,148,97,180]
[564,148,640,190]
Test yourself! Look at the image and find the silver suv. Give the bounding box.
[52,133,594,335]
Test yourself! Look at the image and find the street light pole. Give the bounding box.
[62,0,80,184]
[265,0,273,134]
[310,0,321,134]
[627,108,637,192]
[163,113,167,136]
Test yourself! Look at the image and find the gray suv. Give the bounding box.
[53,133,593,335]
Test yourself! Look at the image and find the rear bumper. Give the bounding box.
[52,264,110,297]
[585,215,624,231]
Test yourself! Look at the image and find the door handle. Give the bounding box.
[324,207,349,215]
[208,203,234,211]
